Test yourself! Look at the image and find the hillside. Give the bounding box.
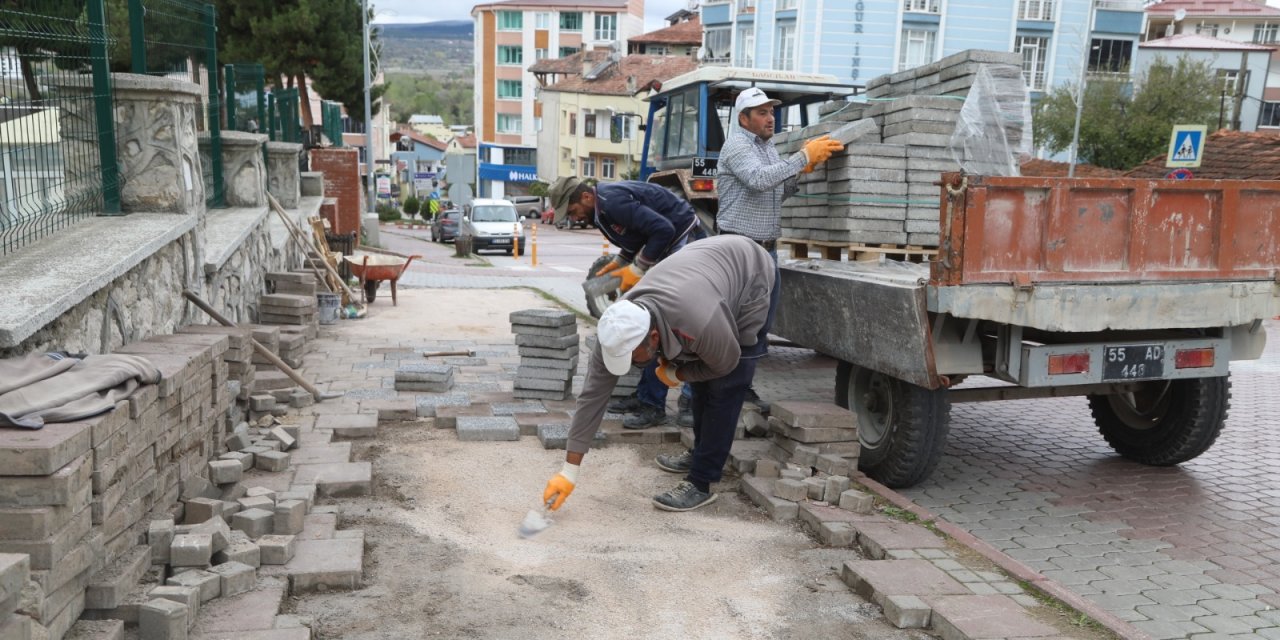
[377,20,473,77]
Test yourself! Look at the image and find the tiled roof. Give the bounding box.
[408,114,444,124]
[1020,158,1125,178]
[1139,33,1273,51]
[391,131,448,151]
[630,16,702,45]
[1124,129,1280,179]
[1146,0,1280,18]
[453,134,478,149]
[528,50,610,75]
[541,53,699,96]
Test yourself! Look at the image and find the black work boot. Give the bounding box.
[607,394,642,414]
[622,403,668,429]
[652,481,717,512]
[744,387,770,413]
[677,394,693,428]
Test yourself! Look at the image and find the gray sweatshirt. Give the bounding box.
[567,236,776,454]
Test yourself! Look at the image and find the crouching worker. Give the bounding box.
[541,235,776,512]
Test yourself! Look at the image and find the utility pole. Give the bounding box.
[1067,0,1095,178]
[1231,52,1248,131]
[362,0,375,213]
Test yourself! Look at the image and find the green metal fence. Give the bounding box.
[322,100,343,147]
[268,87,301,144]
[225,63,266,135]
[127,0,223,208]
[0,0,121,257]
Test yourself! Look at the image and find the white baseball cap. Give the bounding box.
[735,87,781,111]
[597,300,651,376]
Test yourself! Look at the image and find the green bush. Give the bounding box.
[403,196,421,218]
[376,202,401,222]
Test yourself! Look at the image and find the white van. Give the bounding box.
[462,198,527,256]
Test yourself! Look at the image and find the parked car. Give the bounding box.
[431,209,462,243]
[462,198,528,256]
[510,196,545,220]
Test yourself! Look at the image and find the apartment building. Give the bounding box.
[532,51,698,183]
[699,0,1145,96]
[471,0,645,199]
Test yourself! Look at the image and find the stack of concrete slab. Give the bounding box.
[511,309,578,401]
[775,49,1023,248]
[395,364,454,392]
[265,271,316,297]
[767,400,861,471]
[249,325,281,373]
[178,324,255,404]
[0,332,239,638]
[275,331,308,369]
[257,293,318,341]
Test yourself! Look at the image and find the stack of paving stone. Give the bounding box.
[774,49,1022,248]
[766,400,861,470]
[257,293,318,340]
[394,363,455,392]
[511,309,578,401]
[0,332,239,638]
[275,329,309,369]
[265,271,317,296]
[179,324,256,404]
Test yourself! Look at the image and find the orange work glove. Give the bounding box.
[594,255,628,277]
[655,357,681,388]
[616,263,647,293]
[802,135,845,167]
[542,462,579,511]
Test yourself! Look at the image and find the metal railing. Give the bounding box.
[128,0,223,208]
[322,100,344,148]
[225,63,266,135]
[268,87,301,144]
[0,0,121,256]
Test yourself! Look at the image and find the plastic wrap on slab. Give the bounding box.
[948,64,1033,177]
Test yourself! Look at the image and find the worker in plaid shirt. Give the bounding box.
[715,87,843,409]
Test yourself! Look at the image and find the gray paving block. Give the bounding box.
[515,366,575,381]
[169,534,212,568]
[208,561,256,598]
[514,377,574,392]
[929,594,1058,639]
[148,519,175,564]
[740,476,798,521]
[147,585,199,631]
[509,309,576,327]
[166,569,221,603]
[514,333,579,349]
[510,323,578,338]
[823,476,852,503]
[856,520,948,559]
[0,453,90,507]
[773,479,808,502]
[839,489,875,514]
[284,538,362,593]
[238,496,275,512]
[394,364,454,382]
[518,355,580,370]
[255,451,291,472]
[414,393,471,417]
[882,594,931,629]
[292,462,372,497]
[0,421,91,476]
[212,536,260,568]
[802,477,826,500]
[258,535,297,565]
[187,516,232,553]
[536,423,605,449]
[456,416,520,441]
[139,598,186,640]
[64,618,125,639]
[517,345,580,359]
[207,460,242,485]
[513,388,571,401]
[394,380,454,393]
[231,508,274,539]
[273,500,306,535]
[841,559,968,608]
[267,427,296,451]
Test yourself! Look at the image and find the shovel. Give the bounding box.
[517,500,556,539]
[581,273,622,300]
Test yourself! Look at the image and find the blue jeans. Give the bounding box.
[636,364,691,410]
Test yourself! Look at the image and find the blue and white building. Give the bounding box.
[699,0,1147,96]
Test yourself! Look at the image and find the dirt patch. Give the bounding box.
[288,424,938,640]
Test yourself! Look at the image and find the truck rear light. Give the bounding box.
[691,179,715,192]
[1175,348,1215,369]
[1047,352,1090,375]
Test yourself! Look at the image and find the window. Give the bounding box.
[1217,69,1241,93]
[498,80,523,99]
[535,12,551,28]
[535,48,548,60]
[1017,0,1053,21]
[737,25,755,67]
[1015,35,1049,90]
[498,11,523,30]
[1087,38,1132,73]
[601,157,616,179]
[594,13,617,41]
[1260,101,1280,127]
[560,12,582,30]
[738,0,756,13]
[497,46,523,65]
[648,45,669,55]
[1195,23,1219,37]
[559,46,580,57]
[903,0,940,12]
[507,148,537,165]
[775,23,796,70]
[705,27,731,63]
[581,156,595,176]
[584,112,597,138]
[1254,23,1279,44]
[777,0,796,9]
[568,111,576,135]
[899,29,936,70]
[497,114,522,133]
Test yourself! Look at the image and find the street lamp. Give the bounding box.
[607,106,640,180]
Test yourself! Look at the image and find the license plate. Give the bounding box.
[492,238,510,244]
[1102,345,1166,381]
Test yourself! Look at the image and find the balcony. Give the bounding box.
[1094,0,1144,11]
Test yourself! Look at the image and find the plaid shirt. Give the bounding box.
[715,129,806,242]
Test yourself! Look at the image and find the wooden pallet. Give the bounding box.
[780,238,938,263]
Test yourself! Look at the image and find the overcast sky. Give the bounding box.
[371,0,692,33]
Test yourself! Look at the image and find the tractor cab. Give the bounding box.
[638,67,859,225]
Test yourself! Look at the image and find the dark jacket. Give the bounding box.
[592,181,699,266]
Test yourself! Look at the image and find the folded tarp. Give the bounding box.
[0,352,161,429]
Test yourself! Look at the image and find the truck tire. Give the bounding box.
[585,254,620,319]
[1088,376,1230,465]
[835,361,950,488]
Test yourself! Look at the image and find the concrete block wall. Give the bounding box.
[308,148,363,237]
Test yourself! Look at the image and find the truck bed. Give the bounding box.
[932,173,1280,287]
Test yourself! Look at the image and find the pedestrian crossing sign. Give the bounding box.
[1166,125,1207,168]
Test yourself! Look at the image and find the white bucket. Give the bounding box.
[317,293,341,325]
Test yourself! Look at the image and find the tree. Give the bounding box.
[1034,56,1221,171]
[402,195,420,219]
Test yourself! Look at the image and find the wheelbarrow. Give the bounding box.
[343,253,420,305]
